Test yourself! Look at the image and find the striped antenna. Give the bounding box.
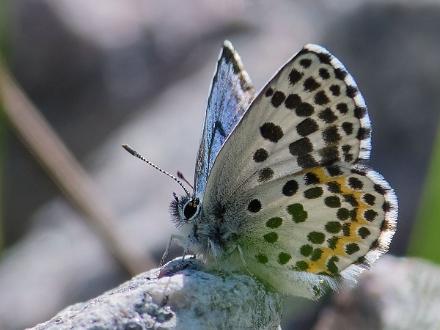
[122,144,190,197]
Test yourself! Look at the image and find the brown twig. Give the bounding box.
[0,58,152,276]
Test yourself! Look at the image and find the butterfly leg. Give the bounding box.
[160,234,183,266]
[236,244,247,268]
[235,244,256,277]
[181,243,191,261]
[207,239,221,268]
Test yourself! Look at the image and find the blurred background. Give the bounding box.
[1,0,440,329]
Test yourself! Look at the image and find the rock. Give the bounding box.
[26,256,440,329]
[313,256,440,330]
[29,258,282,330]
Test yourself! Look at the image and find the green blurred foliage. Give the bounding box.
[0,108,4,253]
[410,126,440,264]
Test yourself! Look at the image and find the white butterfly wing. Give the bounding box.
[201,44,397,298]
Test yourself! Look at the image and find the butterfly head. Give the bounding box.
[170,193,201,226]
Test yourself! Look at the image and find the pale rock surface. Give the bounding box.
[314,256,440,330]
[30,258,282,330]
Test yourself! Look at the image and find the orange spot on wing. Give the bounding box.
[302,167,372,274]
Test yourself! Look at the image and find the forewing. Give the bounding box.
[201,44,397,298]
[194,41,254,197]
[204,44,372,201]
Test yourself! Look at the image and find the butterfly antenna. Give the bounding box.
[177,171,194,190]
[122,144,191,197]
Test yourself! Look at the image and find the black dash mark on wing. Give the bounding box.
[207,120,227,165]
[215,120,227,137]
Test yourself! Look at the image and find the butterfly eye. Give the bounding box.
[183,199,200,220]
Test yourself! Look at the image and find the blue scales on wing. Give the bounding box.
[194,41,255,197]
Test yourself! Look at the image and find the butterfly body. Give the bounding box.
[169,41,397,298]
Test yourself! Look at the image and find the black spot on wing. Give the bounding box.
[300,58,312,68]
[285,94,301,109]
[282,180,298,196]
[354,107,367,119]
[265,87,274,97]
[314,91,330,105]
[289,69,303,85]
[329,85,340,96]
[357,127,371,140]
[297,118,319,136]
[336,103,348,114]
[253,148,268,162]
[260,123,283,142]
[297,154,319,168]
[303,77,320,92]
[248,199,261,213]
[319,68,330,79]
[334,68,347,80]
[317,52,332,64]
[342,122,353,135]
[318,108,337,123]
[322,126,341,144]
[289,137,313,155]
[326,165,343,177]
[346,85,358,98]
[258,168,274,182]
[319,146,339,165]
[296,102,314,116]
[271,91,286,107]
[304,172,320,185]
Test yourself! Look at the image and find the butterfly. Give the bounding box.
[126,41,397,299]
